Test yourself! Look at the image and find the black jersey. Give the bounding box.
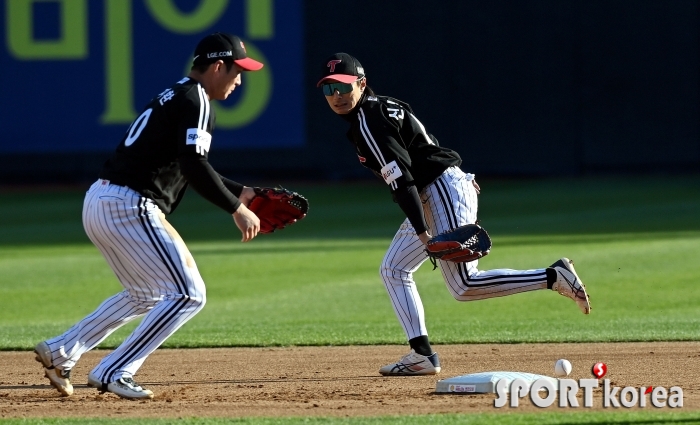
[100,77,241,214]
[343,94,461,193]
[341,93,462,235]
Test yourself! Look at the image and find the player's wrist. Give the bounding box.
[418,231,432,244]
[238,187,257,206]
[232,203,247,215]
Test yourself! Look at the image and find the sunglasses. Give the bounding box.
[321,78,363,96]
[322,82,354,96]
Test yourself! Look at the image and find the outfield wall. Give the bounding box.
[1,0,698,184]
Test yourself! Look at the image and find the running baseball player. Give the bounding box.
[317,53,592,376]
[34,33,264,399]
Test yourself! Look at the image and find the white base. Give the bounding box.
[435,371,559,394]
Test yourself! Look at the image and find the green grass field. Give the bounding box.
[0,175,698,424]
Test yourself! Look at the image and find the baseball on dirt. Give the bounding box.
[554,359,572,377]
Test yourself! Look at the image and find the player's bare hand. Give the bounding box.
[472,179,481,194]
[418,231,433,245]
[232,204,260,242]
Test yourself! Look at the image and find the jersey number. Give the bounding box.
[124,108,153,146]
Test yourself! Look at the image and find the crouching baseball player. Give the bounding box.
[34,33,265,399]
[316,53,591,376]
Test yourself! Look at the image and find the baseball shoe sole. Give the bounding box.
[88,373,154,400]
[379,350,441,376]
[34,341,73,396]
[551,257,591,314]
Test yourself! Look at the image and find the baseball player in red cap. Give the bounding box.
[317,52,591,376]
[34,33,264,399]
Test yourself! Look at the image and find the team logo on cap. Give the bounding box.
[240,41,246,52]
[327,59,342,73]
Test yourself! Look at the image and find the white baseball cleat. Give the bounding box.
[88,373,154,400]
[34,341,74,396]
[379,350,441,376]
[551,257,591,314]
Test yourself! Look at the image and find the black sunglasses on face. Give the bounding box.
[322,82,355,96]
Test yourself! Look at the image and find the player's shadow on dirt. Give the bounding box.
[0,375,384,392]
[150,375,393,386]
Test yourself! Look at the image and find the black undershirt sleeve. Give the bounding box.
[179,155,241,214]
[393,185,428,235]
[219,175,244,198]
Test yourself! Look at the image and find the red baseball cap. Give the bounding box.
[193,33,263,71]
[316,53,365,86]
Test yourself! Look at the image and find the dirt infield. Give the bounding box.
[1,342,698,418]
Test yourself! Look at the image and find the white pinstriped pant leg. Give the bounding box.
[380,220,430,340]
[46,292,152,372]
[380,168,550,341]
[424,167,549,301]
[45,180,206,382]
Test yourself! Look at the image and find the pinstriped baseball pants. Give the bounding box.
[44,179,206,383]
[380,167,549,340]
